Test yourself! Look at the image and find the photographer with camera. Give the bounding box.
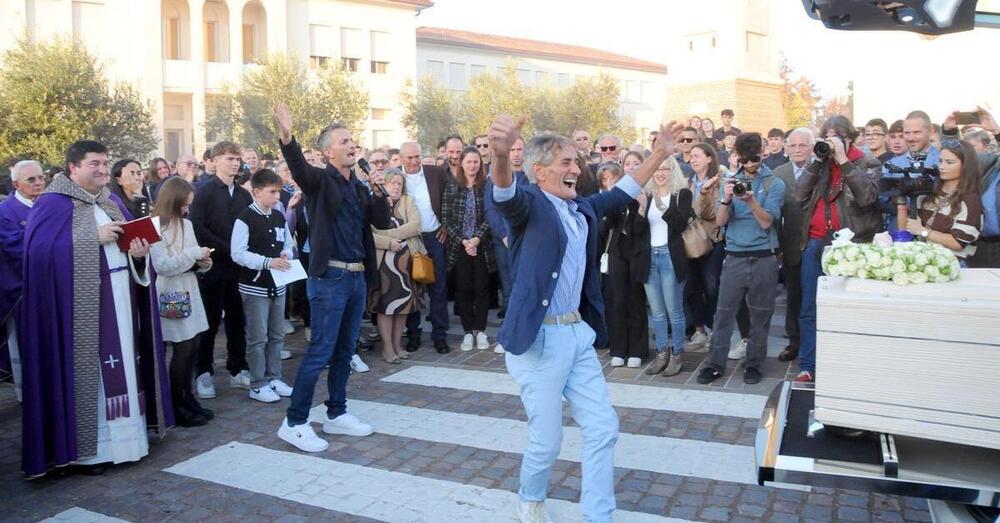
[897,140,983,262]
[795,116,881,383]
[696,133,785,386]
[880,111,942,231]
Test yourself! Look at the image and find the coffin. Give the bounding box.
[814,268,1000,450]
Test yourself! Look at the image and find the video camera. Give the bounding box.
[879,152,939,198]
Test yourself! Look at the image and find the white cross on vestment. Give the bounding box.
[104,355,120,369]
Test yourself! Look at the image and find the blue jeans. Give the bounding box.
[493,237,512,309]
[798,239,826,374]
[406,231,449,342]
[505,322,619,523]
[286,266,366,425]
[643,247,686,354]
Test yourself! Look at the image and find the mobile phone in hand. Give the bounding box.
[955,111,981,125]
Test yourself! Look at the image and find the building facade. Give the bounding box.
[415,27,668,145]
[0,0,430,160]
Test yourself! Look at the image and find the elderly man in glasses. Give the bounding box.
[674,127,699,177]
[595,134,622,164]
[473,134,492,167]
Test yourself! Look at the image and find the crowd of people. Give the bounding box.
[0,102,998,520]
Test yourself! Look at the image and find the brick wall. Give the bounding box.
[664,78,786,134]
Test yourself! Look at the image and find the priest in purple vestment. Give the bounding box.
[0,160,46,402]
[19,140,174,478]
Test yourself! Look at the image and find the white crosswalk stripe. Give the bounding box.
[381,365,767,419]
[310,399,758,485]
[166,442,694,523]
[41,508,130,523]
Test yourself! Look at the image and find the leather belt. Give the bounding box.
[543,310,582,325]
[328,260,365,272]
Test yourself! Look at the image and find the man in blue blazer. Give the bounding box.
[488,115,682,523]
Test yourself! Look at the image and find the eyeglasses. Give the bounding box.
[679,138,696,144]
[370,159,389,165]
[740,155,761,164]
[476,143,490,149]
[600,146,618,152]
[863,132,886,138]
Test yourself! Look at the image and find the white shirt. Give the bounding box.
[404,167,441,233]
[14,190,34,208]
[647,194,671,248]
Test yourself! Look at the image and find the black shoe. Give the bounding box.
[497,308,506,319]
[174,405,209,427]
[434,340,451,354]
[70,463,108,476]
[696,367,722,385]
[405,336,420,352]
[744,366,762,385]
[777,346,799,362]
[184,395,214,420]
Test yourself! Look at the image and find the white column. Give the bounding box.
[229,0,245,66]
[190,0,207,156]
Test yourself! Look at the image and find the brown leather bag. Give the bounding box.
[682,219,713,258]
[411,251,435,284]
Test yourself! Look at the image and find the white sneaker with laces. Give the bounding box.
[626,357,642,368]
[350,354,370,373]
[610,357,625,367]
[322,412,374,437]
[476,331,490,350]
[195,372,216,399]
[229,370,252,389]
[460,333,474,351]
[249,385,280,403]
[493,343,506,354]
[517,500,553,523]
[277,418,328,452]
[280,350,292,360]
[728,339,748,360]
[685,331,710,352]
[269,379,293,397]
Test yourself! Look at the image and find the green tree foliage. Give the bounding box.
[0,36,158,167]
[204,53,369,153]
[779,56,819,129]
[401,63,639,150]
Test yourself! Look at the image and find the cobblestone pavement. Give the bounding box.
[0,302,934,522]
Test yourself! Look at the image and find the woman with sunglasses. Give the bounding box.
[901,139,983,262]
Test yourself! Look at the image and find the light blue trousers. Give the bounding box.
[505,321,619,523]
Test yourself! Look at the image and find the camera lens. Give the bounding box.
[813,141,832,160]
[733,181,748,196]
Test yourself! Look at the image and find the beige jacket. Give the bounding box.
[693,174,724,243]
[372,195,426,267]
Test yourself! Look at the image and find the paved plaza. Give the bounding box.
[0,302,933,522]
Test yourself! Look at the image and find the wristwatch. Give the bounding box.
[920,229,929,239]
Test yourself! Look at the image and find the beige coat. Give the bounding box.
[693,173,725,243]
[372,195,426,268]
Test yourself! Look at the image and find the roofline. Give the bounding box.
[416,29,666,75]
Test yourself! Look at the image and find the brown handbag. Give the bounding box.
[682,218,713,258]
[411,251,436,284]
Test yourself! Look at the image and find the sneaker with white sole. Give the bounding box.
[283,320,295,335]
[684,331,710,352]
[280,350,292,360]
[626,357,642,368]
[269,379,293,397]
[196,372,216,399]
[322,412,374,436]
[610,357,625,367]
[728,339,748,360]
[229,370,252,389]
[518,500,553,523]
[249,385,280,403]
[460,333,474,351]
[493,343,506,354]
[277,418,329,452]
[476,331,490,350]
[350,354,370,373]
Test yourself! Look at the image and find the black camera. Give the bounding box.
[879,152,939,198]
[730,175,752,197]
[813,136,845,162]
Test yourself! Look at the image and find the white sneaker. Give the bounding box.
[518,500,553,523]
[476,331,490,350]
[277,418,329,453]
[304,327,311,342]
[229,370,252,389]
[322,412,374,437]
[461,333,474,351]
[283,320,296,335]
[685,331,710,352]
[728,339,748,360]
[249,385,280,403]
[626,357,642,368]
[610,357,625,367]
[280,350,292,360]
[269,379,293,397]
[350,354,370,373]
[195,372,216,399]
[493,343,506,354]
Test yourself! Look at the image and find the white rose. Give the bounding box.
[892,273,910,285]
[924,265,940,278]
[909,271,929,284]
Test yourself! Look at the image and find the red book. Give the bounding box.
[116,216,161,252]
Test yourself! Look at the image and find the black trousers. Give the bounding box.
[196,269,246,376]
[169,336,199,408]
[782,262,802,348]
[606,254,649,360]
[454,249,489,332]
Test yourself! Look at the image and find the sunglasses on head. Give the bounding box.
[600,146,618,152]
[740,155,761,164]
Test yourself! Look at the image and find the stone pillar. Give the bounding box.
[190,0,207,156]
[229,0,245,66]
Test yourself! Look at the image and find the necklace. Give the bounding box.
[654,193,668,212]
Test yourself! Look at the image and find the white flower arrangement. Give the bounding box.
[821,235,960,285]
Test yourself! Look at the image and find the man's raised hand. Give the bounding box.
[653,120,685,159]
[488,114,526,157]
[273,103,293,144]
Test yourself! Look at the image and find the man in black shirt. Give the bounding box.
[763,128,790,170]
[864,118,895,163]
[189,141,254,398]
[712,109,742,144]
